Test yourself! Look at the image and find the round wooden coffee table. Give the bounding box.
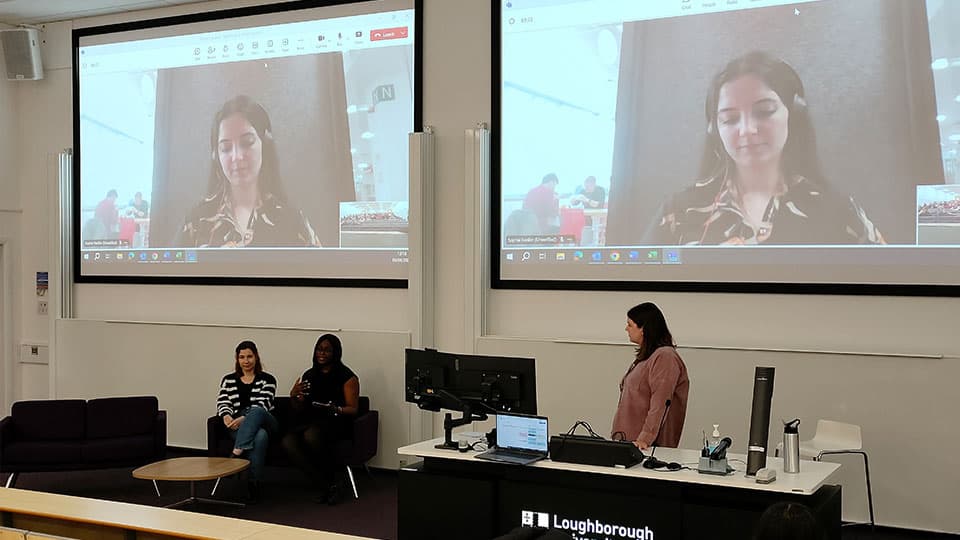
[133,457,249,508]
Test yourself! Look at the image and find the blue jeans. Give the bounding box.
[229,406,279,482]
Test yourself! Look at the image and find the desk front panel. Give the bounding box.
[499,479,681,540]
[399,457,841,540]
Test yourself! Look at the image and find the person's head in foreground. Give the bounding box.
[753,501,824,540]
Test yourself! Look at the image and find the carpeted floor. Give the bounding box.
[2,457,399,540]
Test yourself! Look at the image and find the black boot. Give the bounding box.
[311,485,329,504]
[326,481,340,506]
[247,480,261,504]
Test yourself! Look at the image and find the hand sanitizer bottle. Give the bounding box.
[710,424,721,454]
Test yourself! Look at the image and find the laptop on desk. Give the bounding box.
[475,412,549,465]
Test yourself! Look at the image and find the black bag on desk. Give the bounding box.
[548,434,644,468]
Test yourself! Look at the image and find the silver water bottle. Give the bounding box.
[782,418,800,474]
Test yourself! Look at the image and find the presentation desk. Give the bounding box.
[398,438,841,540]
[0,487,369,540]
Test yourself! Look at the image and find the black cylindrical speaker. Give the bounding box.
[746,366,775,476]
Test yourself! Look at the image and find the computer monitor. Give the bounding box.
[405,348,537,449]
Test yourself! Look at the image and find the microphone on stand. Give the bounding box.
[709,437,733,460]
[642,399,674,469]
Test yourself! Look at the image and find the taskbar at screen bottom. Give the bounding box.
[79,247,409,280]
[499,246,960,287]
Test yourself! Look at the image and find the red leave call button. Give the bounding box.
[370,26,409,41]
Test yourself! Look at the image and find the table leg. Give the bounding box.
[165,479,245,509]
[165,480,199,509]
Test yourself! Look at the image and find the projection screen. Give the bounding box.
[494,0,960,294]
[74,0,419,285]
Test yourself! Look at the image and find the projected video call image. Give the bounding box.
[81,51,411,250]
[151,56,353,249]
[496,0,960,287]
[500,0,956,250]
[76,2,415,280]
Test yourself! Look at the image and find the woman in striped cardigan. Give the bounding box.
[216,340,278,501]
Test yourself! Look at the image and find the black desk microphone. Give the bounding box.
[643,399,679,470]
[709,437,733,460]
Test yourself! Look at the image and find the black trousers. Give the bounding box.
[281,416,350,486]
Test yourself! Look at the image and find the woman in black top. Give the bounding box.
[216,340,278,501]
[282,334,359,504]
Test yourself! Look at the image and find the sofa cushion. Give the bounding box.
[86,396,158,439]
[272,398,295,431]
[82,434,156,463]
[11,400,86,441]
[4,440,83,465]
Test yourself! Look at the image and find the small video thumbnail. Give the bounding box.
[339,201,408,248]
[916,184,960,245]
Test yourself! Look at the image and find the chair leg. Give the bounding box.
[346,466,358,499]
[364,464,373,478]
[858,451,876,530]
[4,473,17,488]
[152,479,161,498]
[211,477,221,496]
[821,450,874,529]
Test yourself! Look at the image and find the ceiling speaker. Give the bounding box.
[0,28,44,81]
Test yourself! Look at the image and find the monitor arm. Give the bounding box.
[434,390,489,450]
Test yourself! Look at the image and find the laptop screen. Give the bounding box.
[496,413,549,453]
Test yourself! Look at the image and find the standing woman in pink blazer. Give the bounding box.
[611,302,690,450]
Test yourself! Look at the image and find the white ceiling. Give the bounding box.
[0,0,210,25]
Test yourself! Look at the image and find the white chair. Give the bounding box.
[778,420,875,528]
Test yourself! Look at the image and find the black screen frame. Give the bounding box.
[489,0,960,297]
[405,348,538,416]
[72,0,423,288]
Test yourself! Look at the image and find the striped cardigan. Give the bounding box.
[216,372,277,418]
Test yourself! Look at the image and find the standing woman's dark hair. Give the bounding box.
[698,51,827,188]
[753,502,824,540]
[312,334,343,367]
[207,95,288,204]
[627,302,675,362]
[234,340,263,375]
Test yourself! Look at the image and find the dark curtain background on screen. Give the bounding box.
[150,53,354,248]
[606,0,942,246]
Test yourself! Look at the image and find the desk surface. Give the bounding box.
[0,488,369,540]
[399,438,839,496]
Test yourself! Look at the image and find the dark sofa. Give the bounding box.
[0,396,167,488]
[206,396,378,498]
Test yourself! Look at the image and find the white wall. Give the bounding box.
[3,0,958,534]
[0,34,22,415]
[55,319,411,469]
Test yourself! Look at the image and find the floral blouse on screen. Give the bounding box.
[178,188,321,248]
[643,174,885,246]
